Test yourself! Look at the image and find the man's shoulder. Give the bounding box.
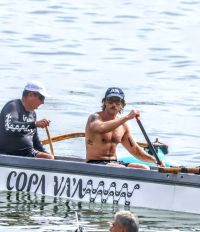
[89,111,101,116]
[88,112,101,121]
[2,99,20,108]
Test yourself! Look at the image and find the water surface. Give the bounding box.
[0,0,200,231]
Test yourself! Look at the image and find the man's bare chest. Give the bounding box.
[101,128,124,144]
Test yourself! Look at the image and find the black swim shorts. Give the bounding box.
[86,160,129,167]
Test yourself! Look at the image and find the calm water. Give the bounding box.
[0,0,200,231]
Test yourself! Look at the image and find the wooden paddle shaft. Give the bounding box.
[159,167,200,174]
[45,126,55,157]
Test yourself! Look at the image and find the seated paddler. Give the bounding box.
[85,87,164,169]
[0,80,54,160]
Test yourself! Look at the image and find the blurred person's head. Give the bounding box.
[110,210,139,232]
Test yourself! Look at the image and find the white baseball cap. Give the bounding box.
[24,80,50,97]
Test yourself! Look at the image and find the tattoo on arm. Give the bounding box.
[90,114,99,123]
[87,139,93,145]
[128,137,134,147]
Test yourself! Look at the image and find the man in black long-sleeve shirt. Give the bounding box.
[0,80,54,159]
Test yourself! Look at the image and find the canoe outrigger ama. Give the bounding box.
[0,131,200,215]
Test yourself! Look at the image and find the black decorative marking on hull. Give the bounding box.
[6,170,140,205]
[54,176,140,205]
[6,171,45,194]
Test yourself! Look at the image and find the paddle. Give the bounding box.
[136,116,162,165]
[74,211,84,232]
[45,126,55,157]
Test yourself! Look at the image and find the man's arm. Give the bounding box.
[3,101,36,135]
[33,130,47,153]
[121,126,157,164]
[88,110,138,134]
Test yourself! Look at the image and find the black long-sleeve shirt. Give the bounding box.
[0,99,46,157]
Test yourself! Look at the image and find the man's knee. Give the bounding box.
[128,163,150,170]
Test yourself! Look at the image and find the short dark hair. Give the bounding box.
[22,90,31,97]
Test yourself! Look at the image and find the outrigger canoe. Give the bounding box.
[0,149,200,214]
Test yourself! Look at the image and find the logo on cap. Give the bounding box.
[105,87,125,100]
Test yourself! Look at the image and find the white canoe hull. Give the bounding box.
[0,154,199,214]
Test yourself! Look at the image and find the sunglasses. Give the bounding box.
[106,97,122,105]
[35,93,45,101]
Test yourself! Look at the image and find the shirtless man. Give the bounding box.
[85,87,160,169]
